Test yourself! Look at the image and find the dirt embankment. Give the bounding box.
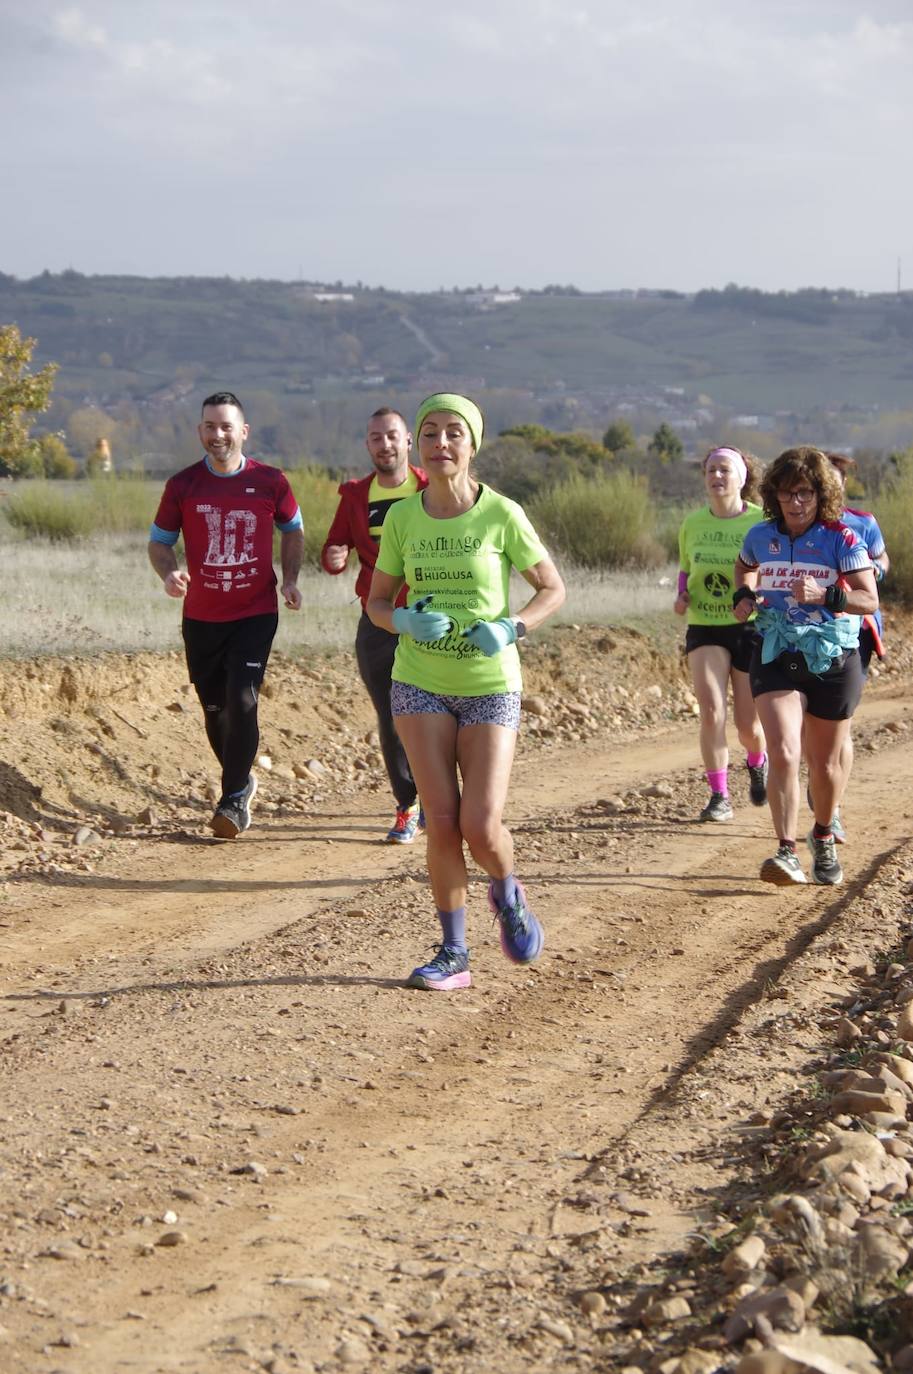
[0,621,911,1373]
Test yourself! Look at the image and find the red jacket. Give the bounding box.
[321,465,429,611]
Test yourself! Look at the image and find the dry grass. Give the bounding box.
[0,533,361,658]
[547,563,678,626]
[0,528,678,659]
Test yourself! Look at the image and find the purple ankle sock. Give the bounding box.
[490,875,519,910]
[437,907,467,951]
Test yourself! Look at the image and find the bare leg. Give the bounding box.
[836,729,854,807]
[805,715,851,829]
[755,689,805,841]
[457,721,542,963]
[455,723,518,878]
[731,668,766,757]
[688,645,732,772]
[394,712,466,911]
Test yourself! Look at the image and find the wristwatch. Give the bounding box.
[511,618,528,639]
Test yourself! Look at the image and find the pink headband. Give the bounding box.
[705,446,747,490]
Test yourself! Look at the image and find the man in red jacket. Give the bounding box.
[149,392,303,839]
[321,407,428,842]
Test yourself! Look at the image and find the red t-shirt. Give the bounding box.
[153,459,299,622]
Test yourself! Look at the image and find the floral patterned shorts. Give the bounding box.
[391,682,521,731]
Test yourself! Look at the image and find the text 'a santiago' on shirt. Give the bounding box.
[375,485,547,697]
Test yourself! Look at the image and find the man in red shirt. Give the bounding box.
[321,407,428,842]
[148,392,304,838]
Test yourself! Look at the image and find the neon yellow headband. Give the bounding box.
[414,393,484,454]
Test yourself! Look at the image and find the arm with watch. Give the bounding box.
[461,554,565,656]
[788,568,878,616]
[732,558,761,623]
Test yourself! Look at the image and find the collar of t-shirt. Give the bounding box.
[204,455,247,477]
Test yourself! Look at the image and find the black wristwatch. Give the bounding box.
[511,618,528,639]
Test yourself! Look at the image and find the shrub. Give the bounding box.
[3,476,158,540]
[875,460,913,602]
[3,482,96,540]
[284,464,343,565]
[528,470,663,569]
[655,502,690,563]
[37,434,78,480]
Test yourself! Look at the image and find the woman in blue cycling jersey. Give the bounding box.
[733,447,877,888]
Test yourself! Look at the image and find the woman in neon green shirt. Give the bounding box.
[674,446,767,822]
[368,393,565,991]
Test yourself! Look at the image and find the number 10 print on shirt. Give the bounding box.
[198,504,258,570]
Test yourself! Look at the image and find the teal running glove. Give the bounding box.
[392,595,451,643]
[460,617,518,657]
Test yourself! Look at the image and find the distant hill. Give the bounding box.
[3,273,913,464]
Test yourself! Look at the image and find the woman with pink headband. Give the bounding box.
[674,446,768,821]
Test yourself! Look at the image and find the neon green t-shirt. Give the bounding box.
[678,503,762,626]
[375,485,547,695]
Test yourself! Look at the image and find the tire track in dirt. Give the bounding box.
[0,690,910,1371]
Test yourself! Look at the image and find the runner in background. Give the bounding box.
[148,392,303,838]
[367,393,565,991]
[803,452,891,844]
[321,408,429,843]
[734,447,877,886]
[674,446,767,821]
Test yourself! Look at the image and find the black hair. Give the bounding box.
[201,391,245,418]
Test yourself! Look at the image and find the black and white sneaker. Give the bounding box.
[807,830,843,886]
[699,791,733,822]
[210,774,258,839]
[760,845,807,885]
[747,759,768,807]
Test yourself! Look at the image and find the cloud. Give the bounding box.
[1,0,912,289]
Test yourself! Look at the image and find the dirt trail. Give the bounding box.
[0,631,911,1373]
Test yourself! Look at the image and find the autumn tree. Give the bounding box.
[36,433,78,479]
[0,325,58,477]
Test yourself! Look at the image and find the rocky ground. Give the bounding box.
[0,620,912,1374]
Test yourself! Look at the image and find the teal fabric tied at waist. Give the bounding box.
[755,605,860,676]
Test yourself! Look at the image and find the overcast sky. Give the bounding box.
[1,1,910,293]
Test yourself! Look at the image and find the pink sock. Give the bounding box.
[706,769,728,796]
[747,751,766,768]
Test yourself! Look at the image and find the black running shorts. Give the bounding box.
[749,640,863,721]
[685,622,757,674]
[182,613,278,702]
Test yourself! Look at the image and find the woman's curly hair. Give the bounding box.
[759,446,845,523]
[702,446,761,504]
